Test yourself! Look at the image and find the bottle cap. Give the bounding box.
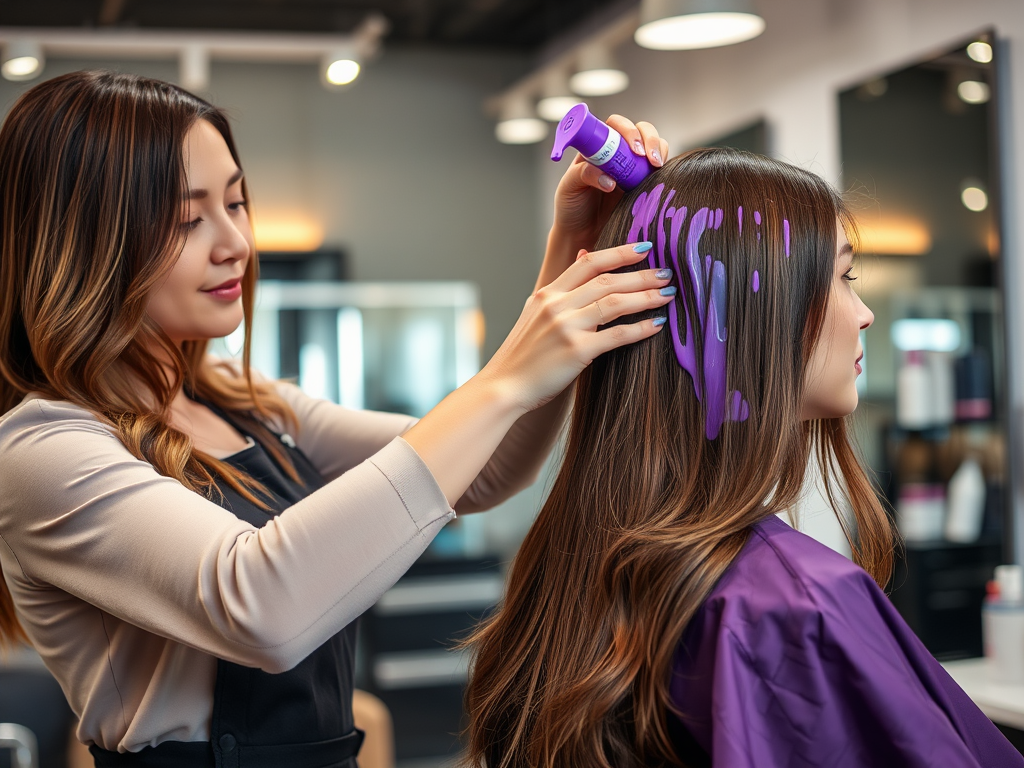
[995,564,1024,604]
[550,103,608,162]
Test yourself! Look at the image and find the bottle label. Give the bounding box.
[586,129,622,166]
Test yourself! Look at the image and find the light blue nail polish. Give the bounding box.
[653,316,667,327]
[660,286,677,297]
[634,241,653,253]
[655,268,673,279]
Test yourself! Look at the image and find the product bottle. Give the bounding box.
[945,455,986,543]
[897,350,933,430]
[927,351,956,427]
[982,564,1024,684]
[550,103,654,190]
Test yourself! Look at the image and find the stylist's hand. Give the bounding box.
[548,116,669,266]
[483,241,673,414]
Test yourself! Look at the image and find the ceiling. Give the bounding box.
[0,0,630,51]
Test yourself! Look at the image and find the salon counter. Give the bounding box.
[942,658,1024,730]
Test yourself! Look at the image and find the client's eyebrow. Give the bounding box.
[184,168,244,200]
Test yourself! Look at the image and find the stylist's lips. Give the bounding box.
[203,278,242,301]
[855,353,863,375]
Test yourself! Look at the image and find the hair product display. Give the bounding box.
[945,455,986,543]
[550,103,653,190]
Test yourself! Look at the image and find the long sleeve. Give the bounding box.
[670,516,1022,768]
[276,381,572,514]
[0,397,454,674]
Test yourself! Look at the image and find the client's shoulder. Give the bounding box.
[704,514,879,622]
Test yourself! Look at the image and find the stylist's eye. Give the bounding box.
[182,217,202,232]
[842,267,857,282]
[228,200,247,212]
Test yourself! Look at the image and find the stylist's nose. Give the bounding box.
[212,215,251,264]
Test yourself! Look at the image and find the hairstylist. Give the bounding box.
[0,71,672,768]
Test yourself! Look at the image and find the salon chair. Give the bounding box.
[0,668,75,768]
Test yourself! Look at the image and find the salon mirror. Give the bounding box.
[838,31,1006,659]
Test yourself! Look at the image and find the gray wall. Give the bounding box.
[0,48,541,358]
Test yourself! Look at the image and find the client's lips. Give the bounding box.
[855,352,863,374]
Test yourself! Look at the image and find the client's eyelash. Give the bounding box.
[842,267,857,282]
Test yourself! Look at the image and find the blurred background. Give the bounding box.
[2,0,1024,765]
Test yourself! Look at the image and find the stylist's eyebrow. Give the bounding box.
[839,243,854,258]
[184,168,244,200]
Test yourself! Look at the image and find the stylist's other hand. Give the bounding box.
[483,242,673,413]
[549,116,668,260]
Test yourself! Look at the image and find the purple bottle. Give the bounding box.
[550,103,654,191]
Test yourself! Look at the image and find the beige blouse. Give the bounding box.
[0,381,557,752]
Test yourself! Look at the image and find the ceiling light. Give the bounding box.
[495,95,547,145]
[570,44,628,97]
[961,180,988,212]
[323,45,361,87]
[635,0,765,51]
[957,80,990,104]
[537,68,578,122]
[967,41,993,64]
[2,40,44,82]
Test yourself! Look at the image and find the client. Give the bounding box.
[463,148,1022,768]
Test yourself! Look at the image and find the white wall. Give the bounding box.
[538,0,1024,553]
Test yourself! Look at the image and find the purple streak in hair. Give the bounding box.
[783,219,791,257]
[738,206,743,233]
[754,210,762,226]
[627,197,753,438]
[704,259,729,439]
[752,270,760,293]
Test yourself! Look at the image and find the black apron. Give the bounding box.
[91,410,364,768]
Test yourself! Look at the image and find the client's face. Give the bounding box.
[800,222,873,420]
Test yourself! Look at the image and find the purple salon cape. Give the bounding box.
[670,515,1023,767]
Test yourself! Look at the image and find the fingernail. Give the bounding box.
[633,139,644,155]
[653,317,667,327]
[652,148,663,166]
[655,268,673,279]
[633,241,653,253]
[598,174,616,191]
[659,286,677,297]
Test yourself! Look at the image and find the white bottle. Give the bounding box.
[927,351,955,427]
[983,565,1024,684]
[897,350,932,430]
[945,456,986,543]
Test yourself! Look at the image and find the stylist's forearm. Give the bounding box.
[401,372,526,507]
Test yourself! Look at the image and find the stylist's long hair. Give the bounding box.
[464,148,894,768]
[0,71,299,646]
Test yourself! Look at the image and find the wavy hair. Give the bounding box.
[464,148,895,768]
[0,71,300,647]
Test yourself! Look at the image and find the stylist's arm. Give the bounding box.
[405,116,671,506]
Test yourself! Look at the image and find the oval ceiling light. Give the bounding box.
[961,179,988,212]
[957,80,990,104]
[537,68,578,122]
[966,41,993,64]
[496,95,548,145]
[570,44,629,97]
[2,40,44,82]
[322,46,361,88]
[635,0,765,50]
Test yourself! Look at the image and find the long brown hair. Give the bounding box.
[0,71,301,647]
[464,148,895,768]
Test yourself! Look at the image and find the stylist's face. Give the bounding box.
[147,119,253,344]
[800,222,874,420]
